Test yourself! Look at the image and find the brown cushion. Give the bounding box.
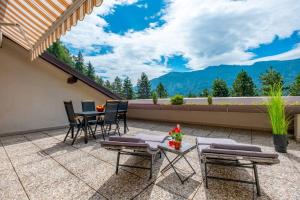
[109,136,144,143]
[135,133,168,143]
[197,137,237,145]
[101,141,148,148]
[145,141,160,151]
[211,143,262,152]
[202,148,278,159]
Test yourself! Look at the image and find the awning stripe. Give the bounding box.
[0,12,40,40]
[0,2,46,33]
[0,6,43,36]
[1,0,103,60]
[24,0,55,22]
[32,0,103,59]
[39,0,61,17]
[2,27,30,49]
[7,1,49,29]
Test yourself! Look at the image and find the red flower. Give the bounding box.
[174,127,180,133]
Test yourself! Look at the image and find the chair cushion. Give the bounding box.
[101,141,149,149]
[145,141,161,151]
[211,143,262,152]
[135,133,168,143]
[202,148,278,159]
[196,137,237,145]
[109,136,144,143]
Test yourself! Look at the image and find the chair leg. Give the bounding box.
[72,127,81,145]
[88,125,96,139]
[149,155,153,179]
[71,127,74,138]
[105,125,110,136]
[94,123,98,135]
[100,125,105,140]
[116,151,120,174]
[253,164,261,196]
[116,123,121,136]
[204,161,208,188]
[63,127,72,142]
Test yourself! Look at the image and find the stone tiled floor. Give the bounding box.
[0,120,299,200]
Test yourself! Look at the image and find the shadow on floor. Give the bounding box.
[199,161,272,200]
[88,154,164,200]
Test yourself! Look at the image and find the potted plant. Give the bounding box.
[152,91,158,105]
[168,124,184,150]
[207,95,213,105]
[267,84,290,153]
[170,94,184,105]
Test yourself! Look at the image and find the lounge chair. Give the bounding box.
[100,133,168,179]
[196,137,280,196]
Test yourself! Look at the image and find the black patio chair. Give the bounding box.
[63,101,83,145]
[81,100,98,135]
[117,101,129,134]
[96,101,120,139]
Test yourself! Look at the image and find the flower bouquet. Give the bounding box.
[168,124,184,150]
[96,104,105,112]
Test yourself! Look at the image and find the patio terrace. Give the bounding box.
[0,120,299,200]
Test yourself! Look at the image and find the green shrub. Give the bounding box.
[267,84,290,135]
[152,92,158,105]
[170,94,184,105]
[207,96,213,105]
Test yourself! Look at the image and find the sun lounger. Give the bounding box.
[100,134,168,179]
[196,137,279,196]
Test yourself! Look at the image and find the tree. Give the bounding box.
[86,61,95,80]
[75,51,85,73]
[289,74,300,96]
[111,76,122,95]
[122,77,134,100]
[200,88,210,97]
[47,40,75,66]
[232,70,256,96]
[212,78,229,97]
[260,67,283,95]
[187,91,196,98]
[95,76,104,86]
[156,82,168,98]
[104,80,111,90]
[137,72,151,99]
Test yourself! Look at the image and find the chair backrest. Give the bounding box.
[64,101,77,125]
[118,101,128,112]
[81,101,96,112]
[104,101,119,124]
[81,101,96,121]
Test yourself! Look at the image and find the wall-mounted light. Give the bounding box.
[67,76,78,84]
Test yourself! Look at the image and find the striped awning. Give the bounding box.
[0,0,102,60]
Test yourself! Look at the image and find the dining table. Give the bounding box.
[75,111,105,143]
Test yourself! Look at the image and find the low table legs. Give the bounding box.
[161,150,196,184]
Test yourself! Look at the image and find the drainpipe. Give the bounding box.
[0,31,2,48]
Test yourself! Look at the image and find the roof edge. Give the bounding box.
[40,52,121,100]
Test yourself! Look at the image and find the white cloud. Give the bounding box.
[62,0,300,83]
[241,43,300,65]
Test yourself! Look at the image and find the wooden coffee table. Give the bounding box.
[158,141,196,184]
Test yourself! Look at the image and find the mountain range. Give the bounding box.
[150,58,300,96]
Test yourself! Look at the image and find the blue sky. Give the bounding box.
[62,0,300,83]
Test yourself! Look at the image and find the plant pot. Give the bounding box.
[273,134,288,153]
[174,141,181,150]
[168,140,175,147]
